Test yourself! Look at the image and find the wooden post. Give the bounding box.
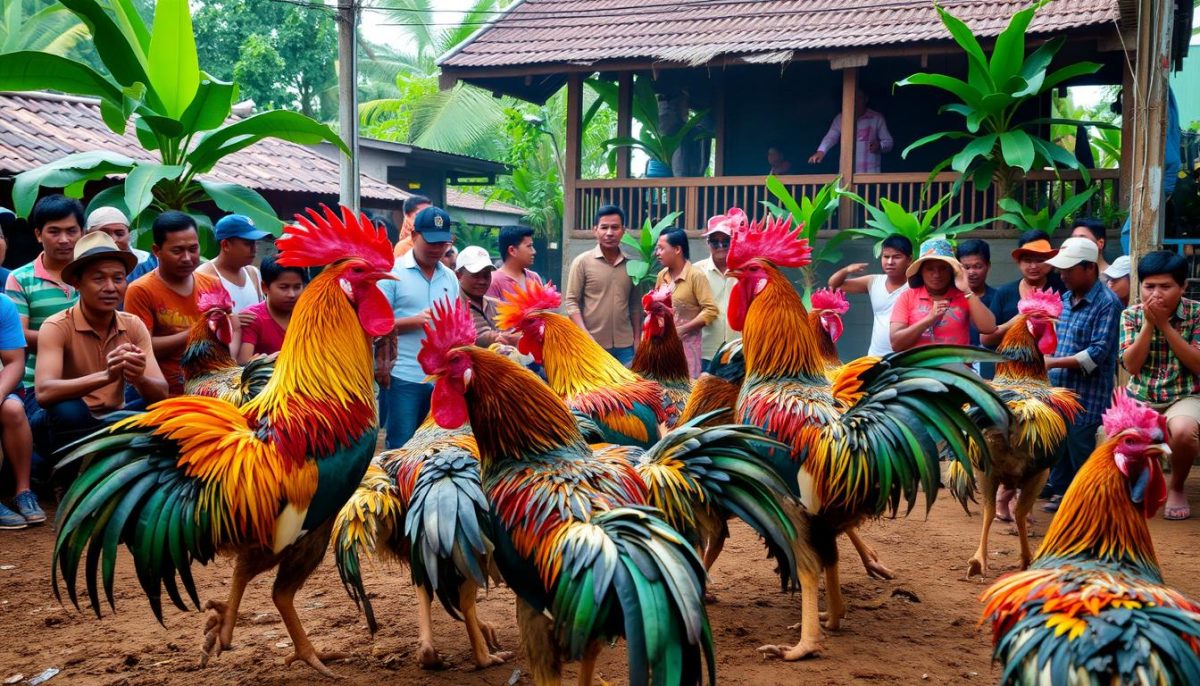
[713,73,726,177]
[336,0,360,210]
[562,73,584,287]
[1120,58,1135,210]
[616,73,633,179]
[837,67,859,230]
[1127,0,1174,290]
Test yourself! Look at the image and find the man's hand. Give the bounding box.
[105,345,131,382]
[119,345,148,382]
[954,269,970,294]
[844,262,868,276]
[1144,296,1171,330]
[237,310,257,329]
[808,150,825,164]
[925,300,950,327]
[498,331,520,346]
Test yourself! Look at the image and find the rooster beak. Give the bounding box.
[1150,442,1173,458]
[373,273,398,282]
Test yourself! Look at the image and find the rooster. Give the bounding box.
[497,279,668,447]
[981,393,1200,684]
[632,285,692,427]
[809,288,850,373]
[949,289,1083,578]
[332,418,510,670]
[678,339,745,428]
[725,214,1008,660]
[420,298,802,685]
[181,287,274,405]
[51,205,396,677]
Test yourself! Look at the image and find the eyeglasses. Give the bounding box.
[707,239,730,248]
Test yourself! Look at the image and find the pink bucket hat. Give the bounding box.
[705,208,747,237]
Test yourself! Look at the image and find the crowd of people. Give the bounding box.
[0,193,1195,532]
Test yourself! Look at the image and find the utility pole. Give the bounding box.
[337,0,360,211]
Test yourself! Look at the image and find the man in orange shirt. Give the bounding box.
[124,211,223,395]
[392,194,432,258]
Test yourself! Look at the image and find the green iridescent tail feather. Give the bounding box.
[332,464,404,634]
[942,458,977,515]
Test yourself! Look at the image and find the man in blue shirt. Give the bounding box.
[377,206,459,449]
[0,291,43,528]
[1041,237,1122,509]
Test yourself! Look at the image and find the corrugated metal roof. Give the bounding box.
[0,91,407,202]
[440,0,1121,70]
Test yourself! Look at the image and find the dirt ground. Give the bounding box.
[3,473,1198,686]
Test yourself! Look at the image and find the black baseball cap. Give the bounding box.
[412,206,454,243]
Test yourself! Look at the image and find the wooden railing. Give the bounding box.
[571,169,1121,234]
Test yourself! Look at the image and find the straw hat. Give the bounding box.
[61,232,139,286]
[905,238,963,283]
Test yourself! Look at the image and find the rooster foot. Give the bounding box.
[417,643,446,670]
[479,622,503,652]
[472,650,514,670]
[758,639,823,661]
[966,557,987,579]
[818,611,843,631]
[863,559,895,580]
[200,600,235,667]
[284,648,346,678]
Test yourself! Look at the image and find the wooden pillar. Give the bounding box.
[713,73,726,177]
[562,73,584,287]
[1119,58,1135,209]
[616,73,633,179]
[837,67,859,230]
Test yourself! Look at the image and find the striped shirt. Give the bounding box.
[1048,280,1122,421]
[1120,298,1200,403]
[5,254,78,386]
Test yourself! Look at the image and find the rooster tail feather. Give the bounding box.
[551,507,715,686]
[332,464,403,634]
[942,459,977,515]
[635,413,800,591]
[238,352,277,402]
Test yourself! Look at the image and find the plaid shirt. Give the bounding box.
[1121,298,1200,403]
[1049,280,1122,421]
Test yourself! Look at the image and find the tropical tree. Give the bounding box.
[762,176,856,300]
[0,0,91,56]
[996,187,1099,236]
[0,0,347,251]
[622,211,682,288]
[845,192,993,255]
[896,0,1111,200]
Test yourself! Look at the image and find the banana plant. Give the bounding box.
[0,0,347,252]
[896,0,1112,200]
[761,175,856,300]
[621,210,682,288]
[454,223,498,258]
[844,192,994,257]
[996,186,1098,236]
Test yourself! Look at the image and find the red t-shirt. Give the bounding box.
[240,301,287,356]
[890,286,971,347]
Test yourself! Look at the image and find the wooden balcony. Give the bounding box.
[570,169,1121,236]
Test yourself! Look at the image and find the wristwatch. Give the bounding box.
[963,291,974,300]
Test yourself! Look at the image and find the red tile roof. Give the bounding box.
[440,0,1120,70]
[445,189,527,215]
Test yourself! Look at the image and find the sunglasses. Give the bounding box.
[707,238,730,248]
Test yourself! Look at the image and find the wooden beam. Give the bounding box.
[616,73,633,179]
[1120,56,1134,210]
[562,73,584,287]
[713,73,726,176]
[837,67,858,231]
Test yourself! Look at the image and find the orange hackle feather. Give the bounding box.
[276,204,394,271]
[494,278,563,330]
[727,214,812,271]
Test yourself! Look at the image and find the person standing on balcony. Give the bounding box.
[488,224,542,300]
[827,234,912,356]
[807,89,894,173]
[564,204,641,366]
[654,228,719,378]
[766,145,793,176]
[696,209,742,366]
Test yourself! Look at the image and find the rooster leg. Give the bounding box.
[414,586,445,669]
[845,527,894,580]
[578,640,602,686]
[968,472,998,578]
[701,520,729,572]
[201,549,275,667]
[1014,471,1048,570]
[459,581,513,669]
[517,598,561,685]
[758,568,823,661]
[275,525,346,678]
[819,563,845,630]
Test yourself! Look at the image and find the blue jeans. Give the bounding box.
[1045,420,1101,497]
[383,378,433,450]
[605,346,635,367]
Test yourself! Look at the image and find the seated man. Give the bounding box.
[34,233,168,459]
[456,246,515,347]
[1120,251,1200,520]
[0,292,42,529]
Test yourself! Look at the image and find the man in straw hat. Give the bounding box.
[890,238,996,352]
[32,231,167,460]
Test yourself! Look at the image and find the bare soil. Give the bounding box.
[3,474,1198,686]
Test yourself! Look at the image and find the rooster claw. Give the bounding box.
[863,560,895,580]
[200,599,235,668]
[285,649,345,678]
[966,557,987,579]
[758,640,823,661]
[473,650,515,670]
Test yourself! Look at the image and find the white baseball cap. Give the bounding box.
[85,206,129,232]
[1104,255,1131,280]
[1045,237,1100,269]
[455,245,494,274]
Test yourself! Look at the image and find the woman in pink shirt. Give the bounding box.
[889,238,996,352]
[236,257,308,363]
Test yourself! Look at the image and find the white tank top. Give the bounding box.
[218,268,263,313]
[867,274,908,357]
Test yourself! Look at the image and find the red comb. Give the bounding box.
[810,288,849,314]
[197,287,233,313]
[1017,288,1063,318]
[418,297,477,375]
[275,204,394,271]
[642,284,673,311]
[495,279,562,330]
[1103,392,1163,438]
[727,214,812,270]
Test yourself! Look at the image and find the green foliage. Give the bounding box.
[597,77,709,173]
[1051,88,1121,168]
[621,211,682,287]
[845,193,994,257]
[996,186,1098,236]
[0,0,346,251]
[454,224,498,258]
[762,175,861,302]
[897,1,1110,199]
[0,0,90,56]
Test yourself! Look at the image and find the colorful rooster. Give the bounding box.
[181,287,274,405]
[332,418,510,670]
[951,289,1082,578]
[632,285,693,426]
[678,339,745,428]
[981,393,1200,684]
[51,205,396,677]
[725,214,1008,660]
[420,298,802,685]
[497,279,668,447]
[809,287,850,373]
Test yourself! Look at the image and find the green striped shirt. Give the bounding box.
[5,255,78,386]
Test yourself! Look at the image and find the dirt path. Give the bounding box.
[3,474,1198,685]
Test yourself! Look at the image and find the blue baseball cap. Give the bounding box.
[412,206,454,244]
[214,214,270,241]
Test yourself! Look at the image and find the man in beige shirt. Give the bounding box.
[694,209,741,365]
[564,204,641,366]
